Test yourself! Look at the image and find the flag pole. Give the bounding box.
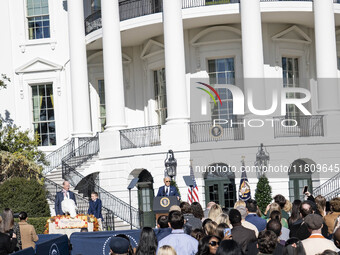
[190,159,193,203]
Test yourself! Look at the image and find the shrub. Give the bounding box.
[15,217,50,235]
[255,175,272,214]
[0,177,50,217]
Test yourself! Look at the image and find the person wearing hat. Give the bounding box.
[301,214,337,255]
[109,236,130,255]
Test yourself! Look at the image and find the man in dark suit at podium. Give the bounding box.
[156,177,180,199]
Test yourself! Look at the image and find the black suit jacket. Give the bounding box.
[289,218,329,240]
[231,225,257,254]
[0,233,17,255]
[55,190,77,216]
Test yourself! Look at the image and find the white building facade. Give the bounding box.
[1,0,340,227]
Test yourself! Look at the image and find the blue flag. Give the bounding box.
[239,158,251,201]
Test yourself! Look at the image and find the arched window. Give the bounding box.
[288,159,314,201]
[137,169,155,228]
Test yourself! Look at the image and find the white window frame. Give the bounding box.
[29,81,57,147]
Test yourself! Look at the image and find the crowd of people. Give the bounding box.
[0,209,38,255]
[2,192,340,255]
[108,194,340,255]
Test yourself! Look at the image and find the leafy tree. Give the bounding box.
[0,177,50,217]
[0,74,10,89]
[0,151,42,183]
[0,121,47,165]
[255,175,272,213]
[170,180,181,199]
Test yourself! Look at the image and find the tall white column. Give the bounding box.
[101,0,126,131]
[163,0,189,124]
[314,0,340,113]
[240,0,266,112]
[67,0,92,137]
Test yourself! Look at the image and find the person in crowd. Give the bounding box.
[215,223,229,240]
[1,208,21,251]
[196,235,221,255]
[156,215,171,242]
[333,227,340,252]
[290,200,328,240]
[283,200,292,216]
[169,205,181,213]
[55,180,77,216]
[246,219,284,255]
[181,202,202,234]
[316,250,338,255]
[301,214,337,255]
[116,234,135,255]
[283,238,306,255]
[234,200,246,209]
[215,213,230,227]
[216,240,242,255]
[0,216,17,255]
[110,236,130,255]
[229,209,256,253]
[204,202,216,219]
[266,204,289,228]
[288,200,301,229]
[235,206,258,238]
[257,230,278,255]
[315,195,327,217]
[190,228,205,242]
[158,211,198,255]
[17,212,38,250]
[324,197,340,235]
[269,211,289,243]
[191,202,204,221]
[80,228,88,232]
[156,177,180,199]
[157,245,177,255]
[273,195,289,220]
[136,227,158,255]
[208,204,222,223]
[88,191,103,220]
[245,199,267,232]
[203,221,218,236]
[202,219,213,232]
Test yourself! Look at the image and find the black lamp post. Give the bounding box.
[255,143,270,178]
[165,150,177,180]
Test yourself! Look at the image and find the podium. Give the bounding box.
[153,196,180,222]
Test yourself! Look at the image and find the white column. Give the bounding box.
[240,0,266,113]
[67,0,92,137]
[163,0,189,124]
[101,0,126,130]
[314,0,340,113]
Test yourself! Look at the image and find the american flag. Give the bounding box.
[188,161,199,204]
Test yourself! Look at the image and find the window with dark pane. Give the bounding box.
[154,68,167,125]
[98,80,106,131]
[32,84,56,146]
[208,58,236,127]
[282,57,301,125]
[27,0,50,40]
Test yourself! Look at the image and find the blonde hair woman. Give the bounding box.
[234,200,246,209]
[283,200,292,214]
[157,245,177,255]
[215,213,231,227]
[208,204,222,222]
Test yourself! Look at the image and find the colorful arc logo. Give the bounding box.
[196,82,222,106]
